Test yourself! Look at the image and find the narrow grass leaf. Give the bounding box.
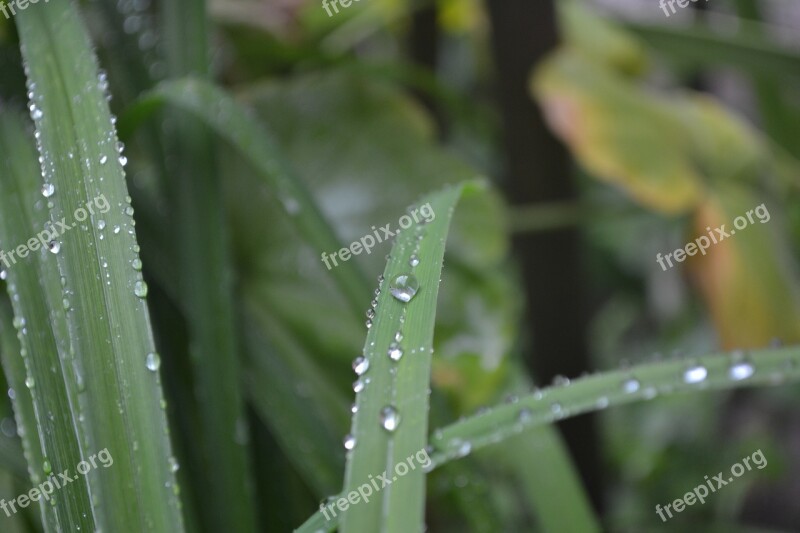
[340,182,484,533]
[119,78,371,316]
[16,2,184,530]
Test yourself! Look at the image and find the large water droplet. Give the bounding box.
[48,241,61,254]
[132,258,143,271]
[729,362,754,381]
[394,331,403,342]
[352,356,369,376]
[350,403,358,414]
[682,365,708,384]
[343,434,356,450]
[24,376,35,389]
[379,406,400,432]
[100,155,108,165]
[0,269,7,281]
[43,460,51,474]
[622,378,640,394]
[409,255,420,267]
[41,183,55,198]
[390,274,419,303]
[353,379,365,393]
[134,281,148,298]
[145,352,160,371]
[169,457,180,473]
[387,343,403,361]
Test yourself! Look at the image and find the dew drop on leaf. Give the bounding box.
[379,405,400,432]
[622,378,640,394]
[145,352,161,372]
[729,362,754,381]
[343,434,356,450]
[134,281,148,298]
[41,183,54,198]
[390,274,419,303]
[48,241,60,254]
[682,365,708,384]
[387,343,403,362]
[352,356,369,376]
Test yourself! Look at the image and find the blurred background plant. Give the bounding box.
[0,0,799,531]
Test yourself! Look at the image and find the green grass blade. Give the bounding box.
[428,346,799,465]
[0,298,41,483]
[297,345,800,531]
[0,110,92,530]
[242,295,349,496]
[160,0,258,529]
[339,182,484,533]
[15,2,184,530]
[118,78,371,316]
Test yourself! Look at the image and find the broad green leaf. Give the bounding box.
[16,2,184,530]
[532,49,704,214]
[687,186,800,348]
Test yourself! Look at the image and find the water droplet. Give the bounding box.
[365,319,372,329]
[41,183,54,198]
[552,375,570,387]
[62,298,70,310]
[366,308,375,320]
[550,403,562,415]
[352,356,369,376]
[119,155,128,167]
[394,331,403,342]
[682,365,708,384]
[43,460,51,474]
[25,376,35,389]
[134,281,148,298]
[169,457,179,473]
[350,403,358,414]
[353,379,365,393]
[125,206,134,216]
[729,362,754,381]
[517,408,533,423]
[343,434,356,450]
[97,220,106,230]
[622,378,640,394]
[0,269,7,281]
[409,255,419,267]
[145,352,160,371]
[387,343,403,361]
[379,406,400,432]
[31,108,42,120]
[390,274,419,303]
[132,258,143,271]
[595,396,609,409]
[48,241,61,254]
[100,155,108,165]
[457,441,472,457]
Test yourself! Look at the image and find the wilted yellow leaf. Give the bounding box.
[688,186,800,348]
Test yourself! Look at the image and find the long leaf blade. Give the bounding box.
[16,2,185,530]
